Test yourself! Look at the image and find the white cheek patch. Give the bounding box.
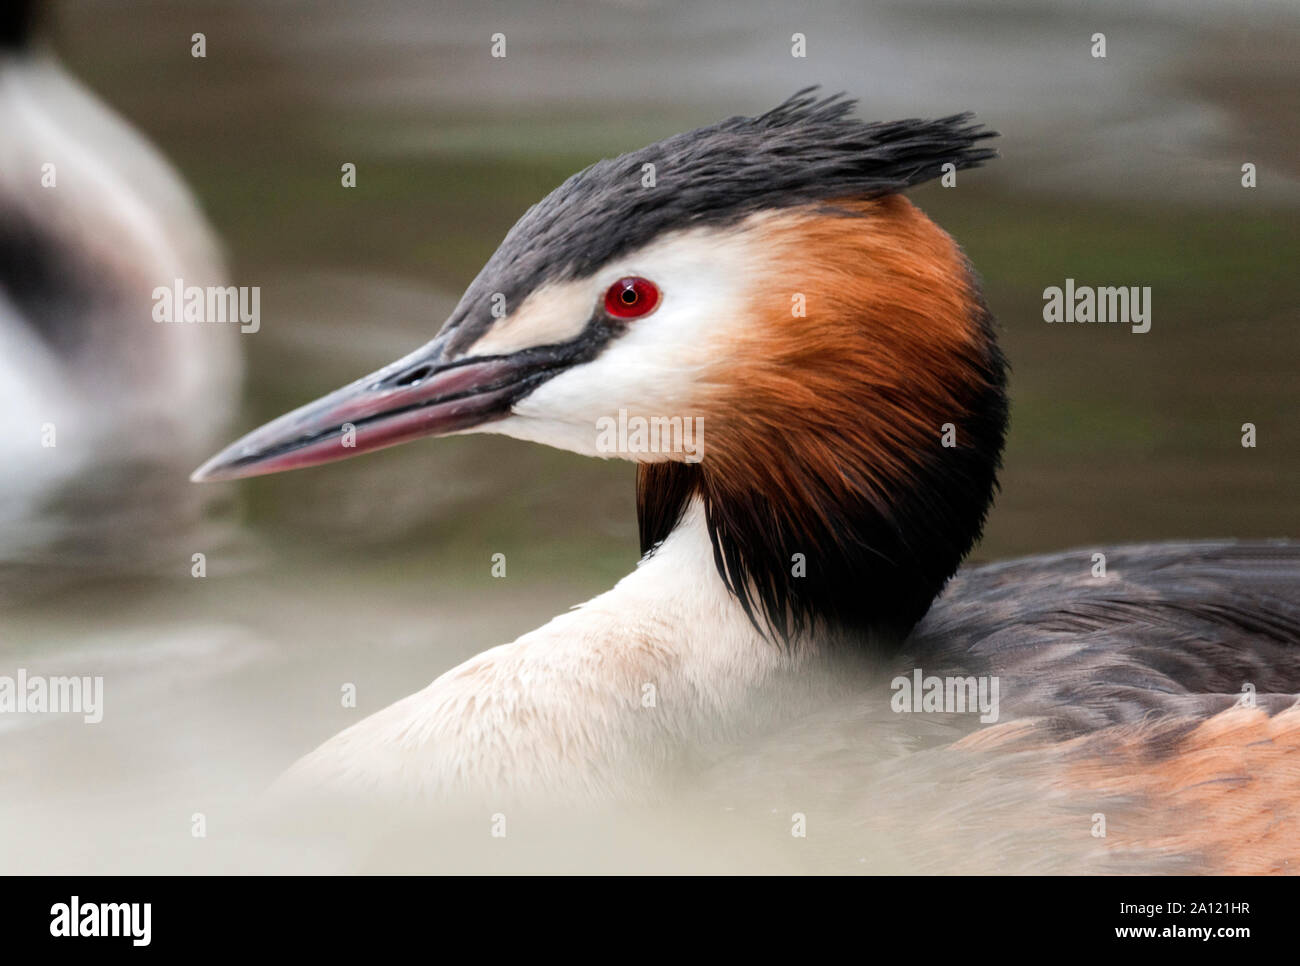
[471,217,781,459]
[462,277,595,357]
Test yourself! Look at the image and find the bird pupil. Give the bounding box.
[621,288,637,304]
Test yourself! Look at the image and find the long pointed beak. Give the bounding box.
[191,338,537,482]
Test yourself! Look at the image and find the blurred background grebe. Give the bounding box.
[0,0,1295,872]
[0,0,239,585]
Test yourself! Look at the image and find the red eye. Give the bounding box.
[603,276,660,319]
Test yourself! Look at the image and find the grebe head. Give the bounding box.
[194,90,1007,641]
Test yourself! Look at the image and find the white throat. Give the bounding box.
[278,499,833,804]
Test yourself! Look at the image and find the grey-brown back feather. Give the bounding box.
[909,540,1300,737]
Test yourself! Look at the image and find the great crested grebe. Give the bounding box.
[0,0,239,570]
[194,92,1299,872]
